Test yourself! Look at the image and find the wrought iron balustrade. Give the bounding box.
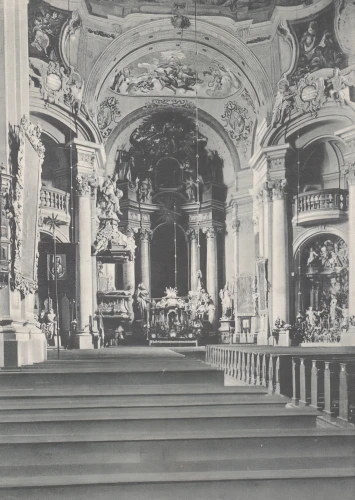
[40,187,70,215]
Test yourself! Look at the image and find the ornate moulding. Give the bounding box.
[9,116,45,296]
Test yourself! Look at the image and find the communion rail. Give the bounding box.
[206,345,355,426]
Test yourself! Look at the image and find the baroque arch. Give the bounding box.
[84,19,273,117]
[104,104,241,185]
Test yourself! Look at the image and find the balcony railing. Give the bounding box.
[293,189,348,225]
[40,187,70,215]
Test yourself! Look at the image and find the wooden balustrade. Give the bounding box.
[206,346,288,395]
[206,346,355,425]
[292,355,355,425]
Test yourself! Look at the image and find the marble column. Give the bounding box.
[232,216,240,334]
[204,227,219,327]
[139,229,151,296]
[271,179,289,326]
[123,228,136,322]
[90,187,98,332]
[187,228,199,291]
[74,172,95,348]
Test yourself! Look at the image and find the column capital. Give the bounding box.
[187,228,198,241]
[202,226,223,238]
[75,174,98,197]
[232,219,240,232]
[139,228,152,241]
[271,179,287,201]
[121,226,137,239]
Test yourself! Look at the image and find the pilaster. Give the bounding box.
[336,125,355,345]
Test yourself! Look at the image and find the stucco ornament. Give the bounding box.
[221,101,252,155]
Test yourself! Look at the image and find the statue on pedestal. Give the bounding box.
[219,283,233,319]
[135,283,150,322]
[99,173,123,220]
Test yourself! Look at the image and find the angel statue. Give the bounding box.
[99,174,123,220]
[329,67,355,105]
[219,283,233,319]
[184,175,198,201]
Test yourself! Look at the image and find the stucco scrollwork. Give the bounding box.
[8,116,45,295]
[221,101,253,156]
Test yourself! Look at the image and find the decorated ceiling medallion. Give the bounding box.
[108,50,241,98]
[221,101,253,155]
[296,73,326,117]
[96,97,121,139]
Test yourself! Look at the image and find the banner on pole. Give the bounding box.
[47,254,67,280]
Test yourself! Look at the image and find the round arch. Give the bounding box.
[263,102,355,149]
[293,225,348,257]
[83,19,273,118]
[104,104,241,182]
[30,94,102,144]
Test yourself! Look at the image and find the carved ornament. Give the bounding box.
[9,116,45,295]
[271,179,287,201]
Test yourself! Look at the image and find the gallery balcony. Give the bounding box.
[40,187,70,225]
[292,189,348,226]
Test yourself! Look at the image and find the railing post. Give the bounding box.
[261,353,267,387]
[299,357,308,406]
[245,352,251,384]
[310,360,319,409]
[250,353,255,385]
[268,354,274,394]
[292,357,299,405]
[234,351,239,378]
[237,350,242,380]
[241,351,246,382]
[256,353,261,385]
[275,355,280,395]
[338,362,349,423]
[324,361,332,415]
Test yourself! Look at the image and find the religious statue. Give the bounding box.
[47,308,57,340]
[98,174,123,220]
[184,175,198,201]
[138,177,153,203]
[115,149,133,183]
[219,284,233,319]
[135,283,150,320]
[271,78,295,128]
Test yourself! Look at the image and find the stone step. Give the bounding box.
[0,406,318,435]
[0,464,354,500]
[0,384,266,398]
[0,429,354,466]
[0,393,287,411]
[0,368,223,387]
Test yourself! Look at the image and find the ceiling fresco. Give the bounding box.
[84,0,276,22]
[108,49,242,98]
[289,6,347,84]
